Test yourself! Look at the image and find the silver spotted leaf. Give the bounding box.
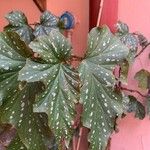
[119,33,138,63]
[4,11,34,44]
[18,30,79,143]
[127,96,145,119]
[116,21,138,64]
[116,21,129,35]
[0,83,57,150]
[79,26,129,150]
[33,11,59,37]
[0,31,32,106]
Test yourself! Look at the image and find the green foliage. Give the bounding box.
[0,11,148,150]
[4,11,34,44]
[79,26,129,150]
[126,96,145,119]
[116,21,138,63]
[135,69,150,118]
[0,31,32,106]
[33,11,59,37]
[18,30,79,142]
[135,69,150,90]
[0,83,56,150]
[0,31,56,149]
[4,11,63,44]
[146,93,150,116]
[7,135,27,150]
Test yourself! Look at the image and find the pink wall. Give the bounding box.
[47,0,89,57]
[118,0,150,39]
[100,0,118,32]
[0,0,41,31]
[111,1,150,150]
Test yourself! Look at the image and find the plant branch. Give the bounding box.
[114,66,147,98]
[121,87,147,98]
[135,43,150,58]
[106,138,111,150]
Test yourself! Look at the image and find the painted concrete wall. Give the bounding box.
[111,1,150,150]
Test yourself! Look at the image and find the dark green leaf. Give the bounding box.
[127,96,145,119]
[4,11,34,44]
[0,31,32,106]
[79,26,129,150]
[0,83,57,150]
[120,60,129,84]
[116,21,129,35]
[120,34,138,63]
[135,69,150,90]
[33,11,59,37]
[7,135,27,150]
[0,32,55,149]
[146,93,150,116]
[18,30,79,143]
[116,21,138,63]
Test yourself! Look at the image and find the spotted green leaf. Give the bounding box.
[119,34,138,64]
[135,69,150,90]
[0,31,32,106]
[0,83,57,150]
[79,26,129,150]
[4,11,34,44]
[127,96,145,119]
[0,32,54,149]
[33,11,59,37]
[119,59,129,84]
[18,30,79,143]
[116,21,129,35]
[116,21,138,64]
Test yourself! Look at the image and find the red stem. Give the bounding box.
[106,138,111,150]
[135,43,150,58]
[121,87,147,98]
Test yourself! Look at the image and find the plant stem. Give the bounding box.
[135,43,150,58]
[121,87,147,98]
[115,66,147,98]
[106,138,111,150]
